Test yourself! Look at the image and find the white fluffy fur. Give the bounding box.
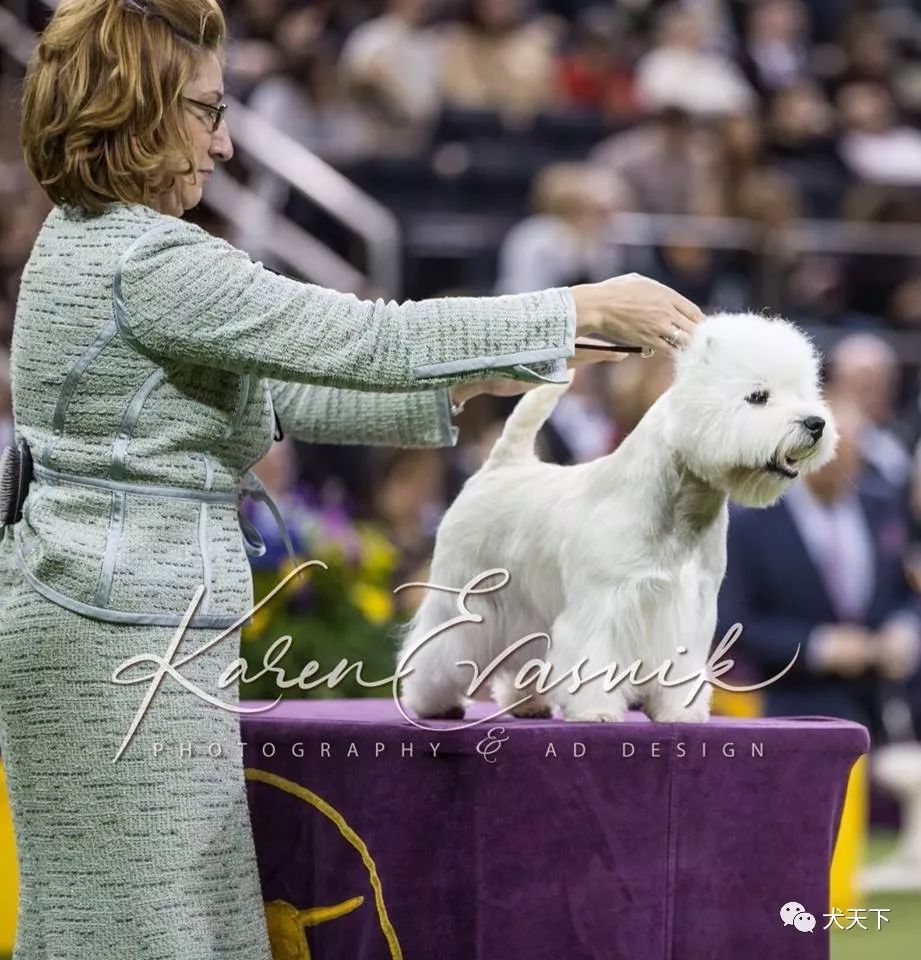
[398,313,838,723]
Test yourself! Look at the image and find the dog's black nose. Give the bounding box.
[802,416,825,439]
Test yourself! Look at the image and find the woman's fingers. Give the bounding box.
[665,306,700,340]
[572,275,704,353]
[658,296,704,349]
[669,312,698,337]
[655,321,688,353]
[673,294,705,326]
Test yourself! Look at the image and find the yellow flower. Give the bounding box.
[358,526,398,579]
[244,602,272,639]
[350,582,394,625]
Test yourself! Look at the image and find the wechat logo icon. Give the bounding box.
[780,901,816,933]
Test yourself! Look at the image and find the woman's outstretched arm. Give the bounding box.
[116,218,576,392]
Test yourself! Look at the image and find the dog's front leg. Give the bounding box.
[549,610,632,723]
[641,575,713,724]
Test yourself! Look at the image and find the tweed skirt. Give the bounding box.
[0,536,273,960]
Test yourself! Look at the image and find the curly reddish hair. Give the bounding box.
[21,0,226,214]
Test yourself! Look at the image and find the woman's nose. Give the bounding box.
[211,121,233,162]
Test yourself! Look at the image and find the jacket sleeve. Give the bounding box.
[267,380,459,447]
[115,218,576,392]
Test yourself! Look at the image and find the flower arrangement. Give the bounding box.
[239,483,415,702]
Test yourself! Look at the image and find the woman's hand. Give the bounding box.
[450,344,628,407]
[570,273,704,357]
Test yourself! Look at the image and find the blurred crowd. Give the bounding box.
[3,0,921,756]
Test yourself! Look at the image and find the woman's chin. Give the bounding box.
[180,188,203,213]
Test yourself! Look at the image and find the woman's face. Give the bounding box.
[157,52,233,216]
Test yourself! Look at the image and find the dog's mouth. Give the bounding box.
[765,453,802,479]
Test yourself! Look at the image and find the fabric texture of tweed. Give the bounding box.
[0,200,577,958]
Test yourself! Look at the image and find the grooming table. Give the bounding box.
[241,699,868,960]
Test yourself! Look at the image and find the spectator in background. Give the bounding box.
[539,364,617,464]
[440,0,560,121]
[733,166,802,231]
[494,162,627,465]
[495,162,630,294]
[242,17,373,264]
[827,333,913,493]
[837,82,921,187]
[764,80,848,218]
[718,400,921,742]
[731,165,802,307]
[247,18,371,208]
[890,270,921,332]
[224,0,286,93]
[739,0,812,96]
[589,106,718,215]
[695,112,802,308]
[840,188,921,325]
[340,0,443,154]
[604,348,673,448]
[555,5,642,121]
[229,0,286,43]
[634,3,756,117]
[647,235,720,312]
[709,110,765,216]
[835,11,901,95]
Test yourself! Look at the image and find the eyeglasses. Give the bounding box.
[182,96,227,133]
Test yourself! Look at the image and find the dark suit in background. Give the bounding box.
[718,476,921,742]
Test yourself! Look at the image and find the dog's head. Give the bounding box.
[665,312,837,507]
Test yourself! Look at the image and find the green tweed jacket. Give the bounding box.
[5,202,575,629]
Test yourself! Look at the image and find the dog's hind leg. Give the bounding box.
[398,630,474,720]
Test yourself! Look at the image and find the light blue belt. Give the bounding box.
[31,461,298,567]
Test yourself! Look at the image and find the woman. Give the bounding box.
[0,1,702,957]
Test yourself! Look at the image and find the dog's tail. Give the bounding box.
[483,376,572,468]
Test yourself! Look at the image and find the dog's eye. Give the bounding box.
[746,390,770,405]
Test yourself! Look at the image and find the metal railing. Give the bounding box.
[608,212,921,257]
[222,97,400,294]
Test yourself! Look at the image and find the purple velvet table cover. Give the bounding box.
[241,700,868,960]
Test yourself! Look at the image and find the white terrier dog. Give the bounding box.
[398,313,837,723]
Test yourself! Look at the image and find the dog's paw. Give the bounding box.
[645,705,711,724]
[562,709,623,723]
[418,705,466,721]
[507,702,554,720]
